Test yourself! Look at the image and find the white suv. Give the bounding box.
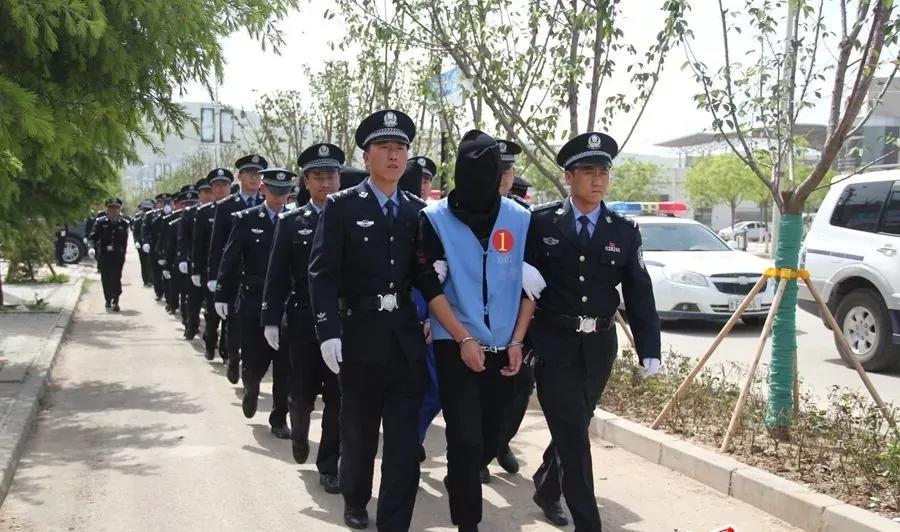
[798,170,900,371]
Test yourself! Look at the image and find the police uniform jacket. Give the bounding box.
[149,210,169,261]
[88,216,129,263]
[191,202,216,280]
[208,192,263,283]
[132,216,144,246]
[178,205,198,265]
[524,199,660,367]
[215,204,278,312]
[162,211,183,268]
[262,200,319,331]
[308,182,427,365]
[140,209,157,248]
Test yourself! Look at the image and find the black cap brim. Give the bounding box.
[567,155,612,170]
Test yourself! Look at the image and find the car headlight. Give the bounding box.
[663,267,708,287]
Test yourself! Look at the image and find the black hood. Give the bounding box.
[452,129,501,214]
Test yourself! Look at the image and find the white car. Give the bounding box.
[798,170,900,371]
[629,216,775,325]
[718,220,769,242]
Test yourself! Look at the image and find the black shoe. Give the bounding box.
[533,493,569,526]
[226,361,240,385]
[241,390,258,418]
[185,328,197,340]
[479,467,491,484]
[292,439,310,463]
[497,447,520,475]
[417,444,426,463]
[105,301,111,309]
[319,473,341,494]
[204,345,215,361]
[270,425,291,439]
[458,525,479,532]
[343,507,368,529]
[111,302,120,312]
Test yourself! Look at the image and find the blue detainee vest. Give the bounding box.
[423,197,530,347]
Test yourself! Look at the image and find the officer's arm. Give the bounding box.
[176,218,186,261]
[140,214,151,244]
[262,218,290,327]
[414,213,446,302]
[215,218,242,304]
[620,229,661,362]
[208,206,229,280]
[191,214,206,276]
[308,197,343,342]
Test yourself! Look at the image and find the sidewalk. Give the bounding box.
[0,263,91,505]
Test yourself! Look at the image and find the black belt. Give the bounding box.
[339,292,411,312]
[536,309,613,334]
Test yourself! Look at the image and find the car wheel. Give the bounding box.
[61,237,83,264]
[834,289,899,372]
[741,316,765,327]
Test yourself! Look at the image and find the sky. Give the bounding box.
[178,0,843,157]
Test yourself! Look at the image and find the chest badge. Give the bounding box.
[298,229,313,236]
[542,237,559,246]
[356,220,374,228]
[604,241,621,253]
[251,228,264,234]
[358,191,369,199]
[491,229,514,254]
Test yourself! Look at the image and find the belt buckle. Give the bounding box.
[378,293,398,312]
[577,316,597,334]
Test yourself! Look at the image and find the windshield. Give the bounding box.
[640,223,731,252]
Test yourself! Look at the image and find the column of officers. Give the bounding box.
[131,108,661,532]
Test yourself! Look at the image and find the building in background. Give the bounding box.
[122,102,257,196]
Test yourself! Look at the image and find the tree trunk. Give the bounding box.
[730,202,736,231]
[567,0,581,138]
[586,3,605,131]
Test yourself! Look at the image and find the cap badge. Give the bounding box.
[588,134,602,149]
[217,169,224,176]
[418,158,426,167]
[384,112,398,128]
[252,155,260,163]
[499,142,507,153]
[277,172,286,180]
[318,145,330,157]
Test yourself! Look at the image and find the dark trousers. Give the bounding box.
[287,311,340,475]
[137,249,153,285]
[533,330,617,532]
[239,297,289,427]
[203,288,224,356]
[186,283,203,332]
[417,345,441,445]
[164,271,179,311]
[151,258,164,298]
[99,259,124,303]
[339,348,425,531]
[435,340,514,527]
[498,363,534,455]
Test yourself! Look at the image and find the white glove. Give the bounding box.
[60,230,66,237]
[157,259,167,266]
[215,302,228,319]
[88,248,95,259]
[321,338,343,374]
[642,358,661,379]
[178,261,188,274]
[522,262,547,301]
[433,260,448,284]
[191,275,201,287]
[134,242,140,250]
[207,280,217,293]
[142,243,150,253]
[162,270,171,280]
[83,237,89,245]
[264,325,280,350]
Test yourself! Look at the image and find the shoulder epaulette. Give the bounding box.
[215,194,236,206]
[401,190,427,206]
[168,218,180,227]
[278,208,305,221]
[608,209,638,227]
[329,188,356,202]
[532,200,563,212]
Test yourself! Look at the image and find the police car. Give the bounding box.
[610,203,775,325]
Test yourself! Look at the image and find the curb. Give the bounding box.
[0,276,84,508]
[591,408,900,531]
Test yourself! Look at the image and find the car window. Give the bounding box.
[830,181,893,233]
[880,184,900,236]
[639,223,731,252]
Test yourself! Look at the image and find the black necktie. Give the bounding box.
[247,195,255,208]
[384,199,395,230]
[578,215,591,249]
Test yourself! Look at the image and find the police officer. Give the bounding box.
[209,154,268,384]
[192,168,234,360]
[148,193,175,303]
[132,199,155,286]
[88,198,130,311]
[215,167,292,440]
[309,109,426,531]
[178,179,210,339]
[161,186,195,316]
[488,138,532,480]
[510,176,532,202]
[523,132,661,530]
[262,143,344,490]
[142,194,171,300]
[417,131,531,532]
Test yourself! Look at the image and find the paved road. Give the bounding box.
[0,253,797,531]
[625,308,900,407]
